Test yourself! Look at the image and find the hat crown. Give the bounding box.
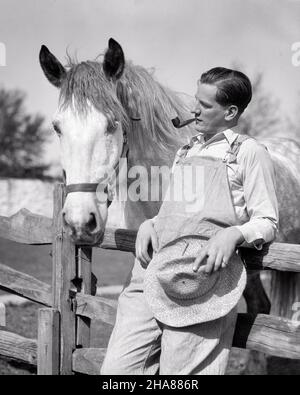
[157,261,220,300]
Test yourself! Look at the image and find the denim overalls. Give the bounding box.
[101,134,250,375]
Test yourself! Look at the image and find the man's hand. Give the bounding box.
[193,227,244,275]
[135,219,159,268]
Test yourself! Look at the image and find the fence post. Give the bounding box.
[270,273,300,320]
[76,246,93,348]
[38,308,60,375]
[0,303,5,327]
[52,183,77,375]
[269,272,300,371]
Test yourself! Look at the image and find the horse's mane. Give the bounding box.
[60,58,194,164]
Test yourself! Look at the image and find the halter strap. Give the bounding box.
[64,130,129,200]
[66,183,99,194]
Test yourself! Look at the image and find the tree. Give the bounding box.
[0,87,50,178]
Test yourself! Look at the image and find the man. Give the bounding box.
[101,67,278,375]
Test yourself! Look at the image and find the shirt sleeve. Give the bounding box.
[234,140,279,249]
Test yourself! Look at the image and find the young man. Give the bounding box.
[101,67,278,375]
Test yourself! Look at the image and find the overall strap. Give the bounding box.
[174,134,204,165]
[173,143,192,166]
[224,134,253,164]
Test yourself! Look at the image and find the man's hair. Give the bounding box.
[200,67,252,114]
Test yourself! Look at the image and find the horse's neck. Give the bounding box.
[122,145,178,230]
[259,138,300,243]
[109,78,194,229]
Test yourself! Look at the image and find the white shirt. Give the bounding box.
[154,127,279,249]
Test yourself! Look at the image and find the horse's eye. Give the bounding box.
[108,120,119,132]
[52,122,62,137]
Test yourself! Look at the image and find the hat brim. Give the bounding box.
[144,238,246,327]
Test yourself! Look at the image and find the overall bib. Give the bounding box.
[154,154,241,250]
[101,135,249,375]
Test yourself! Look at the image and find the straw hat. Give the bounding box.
[144,236,246,327]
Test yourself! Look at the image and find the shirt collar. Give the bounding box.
[189,126,240,148]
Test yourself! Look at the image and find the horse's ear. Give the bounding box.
[39,45,66,88]
[103,38,125,80]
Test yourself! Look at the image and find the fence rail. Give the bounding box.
[2,311,300,375]
[0,262,52,306]
[72,312,300,375]
[0,183,300,374]
[0,209,52,245]
[0,330,37,366]
[1,209,300,271]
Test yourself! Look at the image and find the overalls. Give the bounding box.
[101,135,249,375]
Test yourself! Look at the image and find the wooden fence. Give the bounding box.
[0,183,300,374]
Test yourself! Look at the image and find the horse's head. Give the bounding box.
[39,39,128,244]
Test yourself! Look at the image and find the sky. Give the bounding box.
[0,0,300,171]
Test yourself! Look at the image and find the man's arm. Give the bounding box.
[193,139,279,274]
[234,140,279,249]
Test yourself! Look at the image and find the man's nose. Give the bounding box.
[191,102,201,116]
[191,107,201,116]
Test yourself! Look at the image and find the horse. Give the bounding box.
[39,39,195,244]
[39,38,300,317]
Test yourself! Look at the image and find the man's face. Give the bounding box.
[192,82,228,136]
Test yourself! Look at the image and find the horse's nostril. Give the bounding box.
[86,212,97,232]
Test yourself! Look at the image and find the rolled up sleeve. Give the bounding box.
[235,141,279,249]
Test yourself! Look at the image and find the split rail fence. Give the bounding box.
[0,183,300,374]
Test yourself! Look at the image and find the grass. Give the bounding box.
[0,237,300,375]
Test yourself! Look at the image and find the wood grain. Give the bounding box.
[51,183,76,375]
[0,262,52,306]
[75,294,117,326]
[0,303,5,327]
[0,330,37,366]
[233,313,300,360]
[38,308,60,375]
[76,247,92,349]
[0,209,52,244]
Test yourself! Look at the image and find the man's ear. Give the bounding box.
[39,45,66,88]
[225,105,239,121]
[103,38,125,81]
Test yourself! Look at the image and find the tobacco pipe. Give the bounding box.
[172,116,197,128]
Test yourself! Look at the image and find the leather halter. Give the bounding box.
[63,130,129,206]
